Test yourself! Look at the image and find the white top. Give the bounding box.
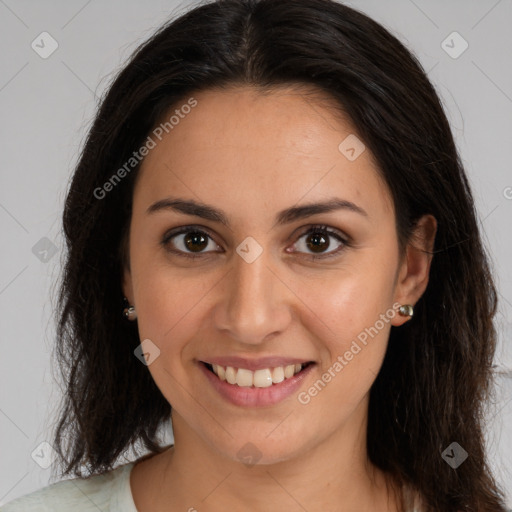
[1,462,137,512]
[1,461,423,511]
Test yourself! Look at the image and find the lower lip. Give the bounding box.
[199,361,315,407]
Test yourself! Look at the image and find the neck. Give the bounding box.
[131,404,402,511]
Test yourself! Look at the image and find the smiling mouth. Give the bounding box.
[202,361,315,388]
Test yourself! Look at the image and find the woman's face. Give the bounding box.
[123,86,430,465]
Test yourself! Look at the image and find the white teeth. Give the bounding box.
[284,364,295,378]
[212,364,226,381]
[271,366,285,384]
[225,366,237,385]
[236,368,253,387]
[216,364,226,381]
[253,369,273,387]
[209,363,306,387]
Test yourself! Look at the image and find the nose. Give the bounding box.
[213,244,293,346]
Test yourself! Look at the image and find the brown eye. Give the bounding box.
[161,224,349,261]
[306,232,329,253]
[292,225,348,259]
[161,227,221,259]
[182,232,209,252]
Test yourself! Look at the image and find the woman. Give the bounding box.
[2,0,507,510]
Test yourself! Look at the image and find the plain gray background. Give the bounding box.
[0,0,511,506]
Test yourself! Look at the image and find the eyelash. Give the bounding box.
[160,224,350,261]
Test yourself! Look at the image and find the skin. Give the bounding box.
[123,85,436,512]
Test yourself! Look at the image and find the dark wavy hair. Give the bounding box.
[51,0,507,510]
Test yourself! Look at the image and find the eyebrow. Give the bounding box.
[146,196,368,227]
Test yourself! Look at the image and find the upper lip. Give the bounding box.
[201,356,315,371]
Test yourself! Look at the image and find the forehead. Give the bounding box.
[133,85,393,224]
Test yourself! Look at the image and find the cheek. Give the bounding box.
[129,263,204,412]
[292,258,397,406]
[298,260,397,349]
[128,258,209,401]
[130,250,211,336]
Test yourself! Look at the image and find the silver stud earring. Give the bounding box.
[398,304,414,318]
[123,297,137,321]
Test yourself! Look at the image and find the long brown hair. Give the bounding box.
[52,1,507,509]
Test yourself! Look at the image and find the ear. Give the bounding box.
[391,214,437,327]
